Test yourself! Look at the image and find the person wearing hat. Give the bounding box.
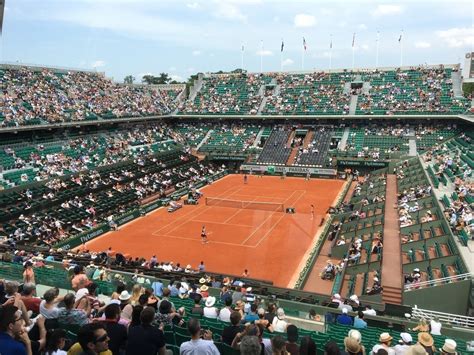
[203,296,219,319]
[439,339,457,355]
[272,308,288,333]
[372,333,395,355]
[348,329,366,354]
[118,290,133,322]
[394,333,413,355]
[404,344,429,355]
[336,308,353,326]
[345,336,363,355]
[200,284,209,299]
[418,332,435,355]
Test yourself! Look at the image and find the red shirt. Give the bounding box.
[21,296,41,314]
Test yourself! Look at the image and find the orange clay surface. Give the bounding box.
[84,174,344,287]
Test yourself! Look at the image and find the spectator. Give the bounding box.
[345,337,363,355]
[325,341,342,355]
[372,333,395,355]
[418,332,435,355]
[203,296,219,319]
[222,311,244,345]
[71,265,90,292]
[285,324,299,355]
[439,339,457,355]
[244,303,259,323]
[23,261,35,284]
[40,288,63,319]
[353,311,367,329]
[272,308,288,332]
[218,297,232,322]
[271,335,287,354]
[126,307,167,355]
[118,290,133,321]
[191,296,204,316]
[68,323,110,355]
[179,318,219,354]
[102,304,127,355]
[239,335,261,355]
[394,333,412,355]
[44,328,68,355]
[336,308,352,326]
[57,293,90,326]
[0,305,32,355]
[21,282,41,314]
[429,317,442,335]
[299,336,317,355]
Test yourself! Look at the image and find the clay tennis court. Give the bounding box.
[85,175,345,287]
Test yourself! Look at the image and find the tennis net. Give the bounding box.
[205,197,284,212]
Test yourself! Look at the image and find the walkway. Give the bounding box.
[381,174,403,304]
[339,128,350,150]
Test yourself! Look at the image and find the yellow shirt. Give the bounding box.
[67,342,112,355]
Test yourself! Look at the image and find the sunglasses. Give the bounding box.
[94,334,109,343]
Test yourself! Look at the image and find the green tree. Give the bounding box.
[124,75,135,84]
[157,72,171,84]
[142,75,157,85]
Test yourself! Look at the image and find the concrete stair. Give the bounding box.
[349,95,358,115]
[382,285,403,305]
[286,147,299,165]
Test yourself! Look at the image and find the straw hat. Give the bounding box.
[405,344,429,355]
[119,290,131,301]
[199,278,206,284]
[379,333,393,343]
[246,287,252,292]
[205,296,216,307]
[418,332,434,347]
[348,329,362,343]
[200,285,209,291]
[345,337,362,354]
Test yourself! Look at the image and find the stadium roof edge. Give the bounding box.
[0,114,472,134]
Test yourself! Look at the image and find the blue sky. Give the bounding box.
[1,0,473,83]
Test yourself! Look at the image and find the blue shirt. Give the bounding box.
[353,317,367,329]
[244,313,259,323]
[152,281,164,297]
[169,286,179,297]
[0,332,27,355]
[336,314,353,326]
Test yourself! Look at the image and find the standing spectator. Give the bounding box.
[179,318,219,354]
[126,307,167,355]
[23,261,35,284]
[272,308,288,333]
[429,317,442,335]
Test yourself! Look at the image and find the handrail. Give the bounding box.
[411,305,474,328]
[404,272,473,290]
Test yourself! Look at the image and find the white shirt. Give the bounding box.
[430,320,442,335]
[180,339,220,355]
[203,307,219,319]
[394,344,410,355]
[218,307,232,322]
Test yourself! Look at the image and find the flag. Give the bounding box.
[352,33,356,48]
[303,37,307,51]
[281,40,284,52]
[241,44,244,52]
[330,38,333,49]
[398,34,402,43]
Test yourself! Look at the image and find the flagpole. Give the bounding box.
[376,31,380,67]
[329,34,333,70]
[351,33,356,70]
[260,40,263,73]
[399,30,404,67]
[280,38,283,71]
[302,47,304,70]
[241,43,244,70]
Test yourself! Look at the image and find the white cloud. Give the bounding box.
[371,5,403,16]
[186,2,199,9]
[281,58,294,67]
[170,74,184,82]
[294,14,317,28]
[213,2,247,22]
[256,49,273,56]
[436,27,474,47]
[168,66,177,71]
[358,24,368,30]
[91,60,105,68]
[192,50,202,56]
[415,41,431,48]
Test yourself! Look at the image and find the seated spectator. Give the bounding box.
[353,311,367,329]
[299,336,317,355]
[222,311,244,345]
[179,318,219,354]
[44,328,68,355]
[21,282,41,315]
[191,296,204,316]
[102,304,127,355]
[57,293,90,326]
[418,332,435,355]
[68,323,110,355]
[0,305,32,355]
[271,335,288,355]
[244,303,259,323]
[203,296,218,319]
[40,288,63,320]
[372,333,395,355]
[394,333,412,355]
[345,336,363,355]
[126,306,167,355]
[336,308,352,326]
[285,324,299,355]
[218,297,232,322]
[439,339,457,355]
[118,291,133,322]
